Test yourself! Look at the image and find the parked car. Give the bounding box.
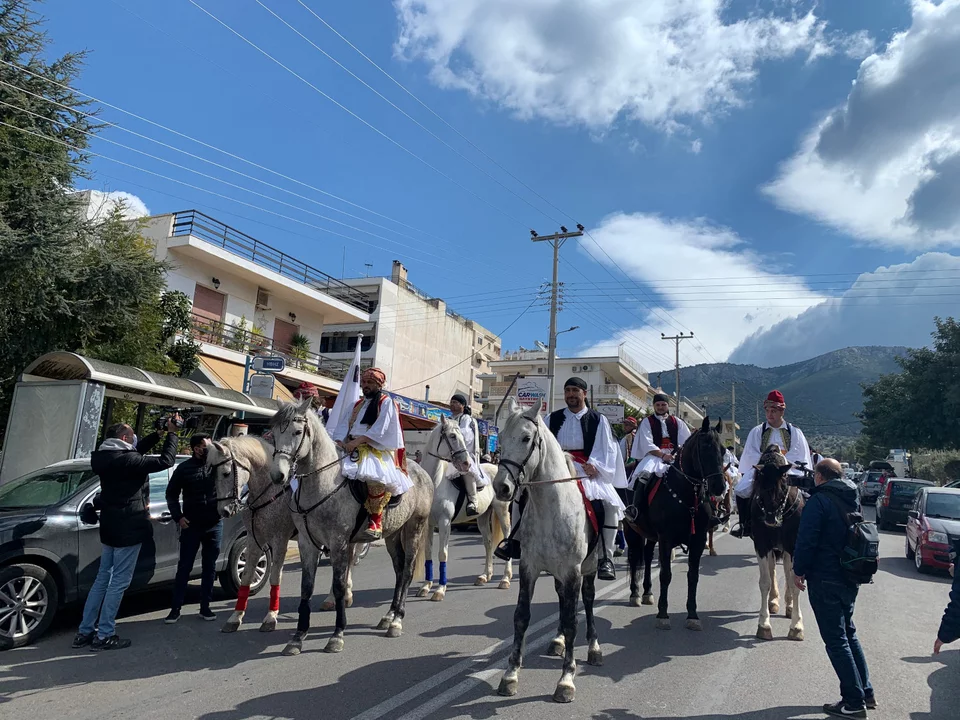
[0,457,268,650]
[858,470,890,505]
[944,479,960,489]
[876,478,934,530]
[905,487,960,573]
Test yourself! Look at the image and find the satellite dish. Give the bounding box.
[534,340,549,352]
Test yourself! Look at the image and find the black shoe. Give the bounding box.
[465,501,479,517]
[388,494,403,508]
[613,547,625,558]
[864,694,877,710]
[71,631,95,649]
[822,700,867,718]
[597,558,616,581]
[90,635,132,652]
[199,609,216,622]
[494,538,521,562]
[164,610,181,624]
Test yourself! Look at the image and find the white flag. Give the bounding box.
[326,334,362,433]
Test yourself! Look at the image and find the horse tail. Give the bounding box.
[489,505,505,550]
[412,518,429,583]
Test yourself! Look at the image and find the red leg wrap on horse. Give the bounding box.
[235,585,251,611]
[270,584,281,612]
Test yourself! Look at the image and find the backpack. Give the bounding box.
[823,492,880,585]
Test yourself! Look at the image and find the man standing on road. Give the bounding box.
[72,418,179,651]
[793,458,875,719]
[934,541,960,656]
[732,390,811,539]
[165,433,221,624]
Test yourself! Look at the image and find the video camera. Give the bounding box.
[148,406,205,432]
[789,461,817,493]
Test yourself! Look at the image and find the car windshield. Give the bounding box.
[0,467,96,509]
[892,482,926,497]
[926,494,960,520]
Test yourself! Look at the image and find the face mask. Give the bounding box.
[131,434,138,446]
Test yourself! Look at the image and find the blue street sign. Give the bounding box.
[252,356,286,373]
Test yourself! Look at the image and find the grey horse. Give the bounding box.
[269,397,434,655]
[493,398,602,704]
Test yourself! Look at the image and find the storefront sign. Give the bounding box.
[516,378,550,414]
[596,403,625,423]
[249,373,276,399]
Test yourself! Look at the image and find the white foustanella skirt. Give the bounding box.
[341,445,414,495]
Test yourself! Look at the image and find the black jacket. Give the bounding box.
[792,478,860,583]
[166,456,221,529]
[91,431,178,547]
[938,543,960,644]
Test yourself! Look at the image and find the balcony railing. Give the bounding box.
[595,384,647,411]
[172,210,372,313]
[190,313,352,382]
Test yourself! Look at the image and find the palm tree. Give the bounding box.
[289,333,312,366]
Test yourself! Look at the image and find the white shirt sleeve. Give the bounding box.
[786,427,812,475]
[588,414,629,487]
[737,425,764,488]
[632,417,657,460]
[676,419,692,448]
[331,401,356,443]
[354,397,404,451]
[459,415,479,456]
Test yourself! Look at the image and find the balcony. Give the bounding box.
[595,384,647,411]
[190,313,351,381]
[171,210,373,315]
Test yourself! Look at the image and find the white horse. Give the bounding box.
[493,398,602,704]
[416,416,512,601]
[208,436,292,634]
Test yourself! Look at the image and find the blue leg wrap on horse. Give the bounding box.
[425,559,433,582]
[439,561,447,586]
[297,599,311,632]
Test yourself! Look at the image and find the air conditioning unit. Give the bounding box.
[537,367,545,374]
[580,364,592,371]
[256,287,271,310]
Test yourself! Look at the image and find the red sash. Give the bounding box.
[569,450,589,466]
[575,479,599,535]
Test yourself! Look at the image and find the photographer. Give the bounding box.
[165,433,221,623]
[71,417,179,652]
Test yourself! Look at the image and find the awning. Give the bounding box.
[197,355,294,403]
[23,352,281,417]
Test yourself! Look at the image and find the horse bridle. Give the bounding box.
[428,425,471,464]
[211,454,282,513]
[497,416,552,500]
[272,413,312,466]
[756,474,802,528]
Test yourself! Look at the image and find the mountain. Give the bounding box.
[653,346,907,440]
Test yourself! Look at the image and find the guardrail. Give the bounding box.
[190,313,351,381]
[172,210,371,313]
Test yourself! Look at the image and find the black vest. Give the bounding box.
[649,414,680,448]
[548,409,602,458]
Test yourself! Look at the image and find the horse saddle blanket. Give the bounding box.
[574,479,602,558]
[449,475,468,519]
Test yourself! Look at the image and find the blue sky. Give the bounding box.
[46,0,960,372]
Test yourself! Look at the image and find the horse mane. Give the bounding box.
[220,435,270,469]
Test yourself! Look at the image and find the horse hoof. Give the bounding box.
[498,579,511,590]
[376,617,392,631]
[656,618,671,630]
[221,622,240,634]
[498,677,518,697]
[345,595,354,609]
[788,628,804,641]
[320,600,334,612]
[642,594,655,606]
[324,637,345,653]
[587,649,604,666]
[430,590,445,602]
[386,623,402,639]
[686,619,703,631]
[548,639,565,657]
[769,602,780,615]
[282,640,302,656]
[756,626,774,641]
[416,586,429,598]
[259,619,277,633]
[709,548,718,557]
[552,683,576,703]
[629,594,642,607]
[475,576,488,586]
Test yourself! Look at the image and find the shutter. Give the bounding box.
[272,318,299,354]
[193,284,225,322]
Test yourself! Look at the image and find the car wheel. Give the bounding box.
[905,535,915,560]
[915,543,930,574]
[218,539,268,598]
[0,564,59,650]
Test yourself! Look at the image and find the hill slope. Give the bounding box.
[654,346,906,439]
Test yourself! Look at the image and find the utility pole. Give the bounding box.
[730,381,738,448]
[531,225,584,413]
[756,400,760,426]
[661,332,694,416]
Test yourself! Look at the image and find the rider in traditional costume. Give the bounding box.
[732,390,811,539]
[331,368,412,542]
[449,392,490,517]
[625,393,691,521]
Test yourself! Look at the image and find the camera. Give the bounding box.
[789,461,817,493]
[148,406,205,432]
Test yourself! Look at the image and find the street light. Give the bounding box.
[557,325,579,336]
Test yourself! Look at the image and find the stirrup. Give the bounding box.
[494,538,520,561]
[465,501,479,517]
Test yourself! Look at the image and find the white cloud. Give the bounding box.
[729,253,960,367]
[395,0,864,130]
[574,212,824,370]
[81,190,150,222]
[690,139,703,154]
[764,0,960,250]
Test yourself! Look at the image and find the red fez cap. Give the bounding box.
[765,390,785,407]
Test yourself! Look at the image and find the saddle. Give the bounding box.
[448,475,468,520]
[347,479,403,541]
[495,481,600,561]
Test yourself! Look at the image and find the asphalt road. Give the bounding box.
[1,508,956,720]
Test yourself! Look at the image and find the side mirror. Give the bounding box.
[907,510,919,520]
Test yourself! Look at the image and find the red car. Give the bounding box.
[905,487,960,573]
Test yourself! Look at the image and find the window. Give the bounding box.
[478,335,485,345]
[148,470,172,511]
[320,334,375,353]
[0,468,96,509]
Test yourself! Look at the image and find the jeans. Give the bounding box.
[808,578,873,708]
[171,522,223,612]
[79,543,142,639]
